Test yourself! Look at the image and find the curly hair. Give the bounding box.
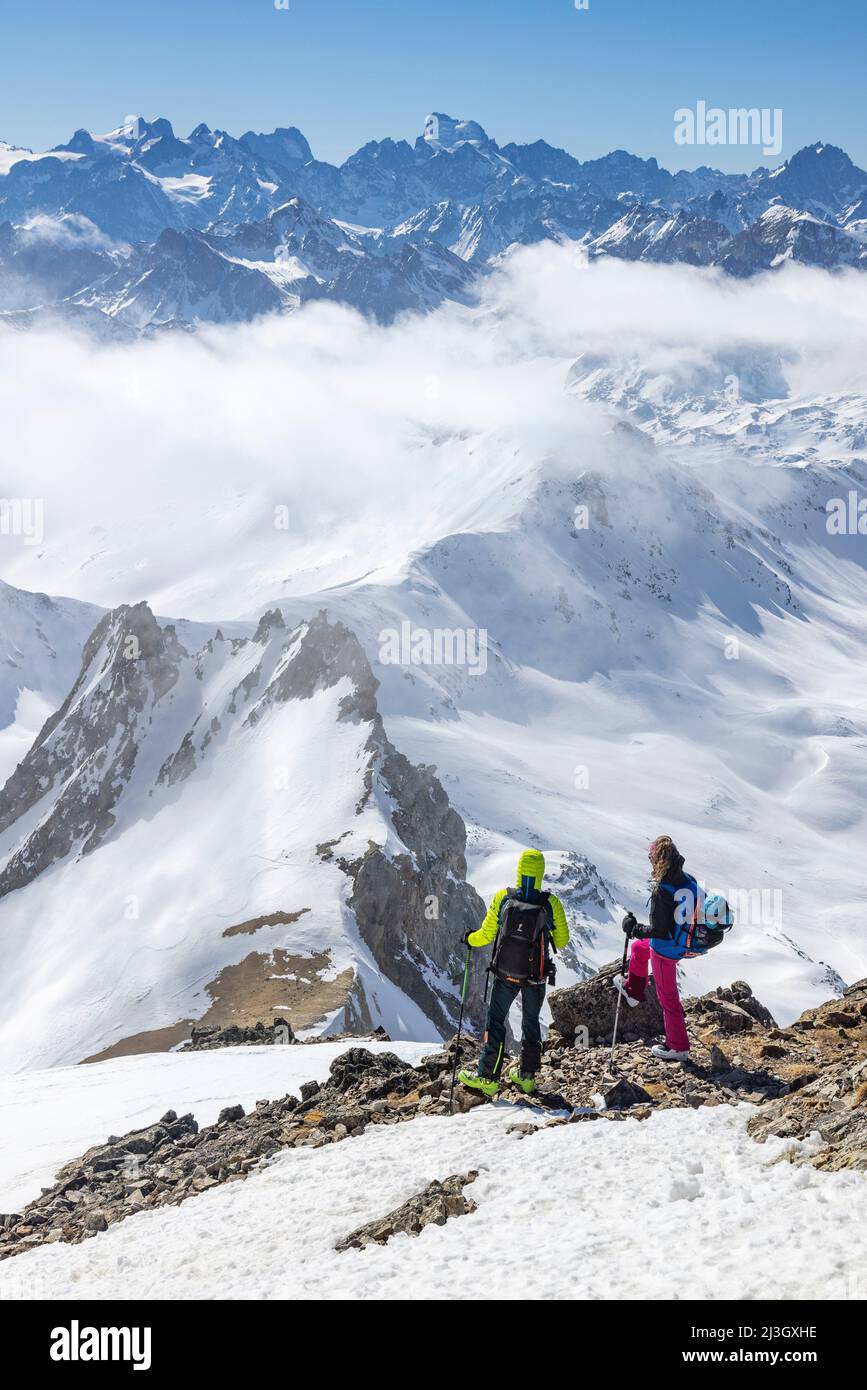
[648,835,680,884]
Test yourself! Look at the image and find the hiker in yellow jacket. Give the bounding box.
[459,848,569,1097]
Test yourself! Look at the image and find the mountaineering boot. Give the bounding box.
[507,1067,535,1095]
[612,973,640,1008]
[458,1069,500,1097]
[650,1043,690,1062]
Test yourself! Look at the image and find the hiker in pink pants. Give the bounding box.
[622,936,690,1054]
[613,834,693,1061]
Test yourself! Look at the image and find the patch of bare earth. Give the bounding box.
[84,944,352,1063]
[222,909,309,939]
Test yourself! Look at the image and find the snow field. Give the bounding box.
[0,1041,434,1213]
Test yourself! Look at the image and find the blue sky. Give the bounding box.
[1,0,865,171]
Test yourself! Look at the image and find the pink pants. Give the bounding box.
[625,938,690,1053]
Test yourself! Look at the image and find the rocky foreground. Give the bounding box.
[1,968,864,1261]
[544,966,867,1173]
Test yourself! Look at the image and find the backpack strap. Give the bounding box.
[685,892,700,952]
[490,886,513,975]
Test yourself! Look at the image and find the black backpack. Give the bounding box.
[491,889,552,984]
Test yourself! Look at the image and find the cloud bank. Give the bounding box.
[1,244,866,619]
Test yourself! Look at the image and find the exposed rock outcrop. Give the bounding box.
[184,1019,296,1050]
[687,980,777,1034]
[335,1172,478,1251]
[746,979,867,1171]
[0,603,186,893]
[548,956,664,1044]
[539,970,866,1165]
[297,612,490,1036]
[549,963,780,1050]
[181,1021,393,1051]
[747,1054,867,1171]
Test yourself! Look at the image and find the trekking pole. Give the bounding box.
[609,931,631,1069]
[448,945,472,1113]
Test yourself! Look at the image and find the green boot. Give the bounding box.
[507,1067,536,1095]
[458,1069,500,1098]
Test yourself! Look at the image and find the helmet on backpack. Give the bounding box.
[658,879,734,956]
[703,894,734,928]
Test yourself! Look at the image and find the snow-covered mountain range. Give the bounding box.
[1,113,866,330]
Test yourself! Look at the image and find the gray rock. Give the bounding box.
[602,1077,653,1110]
[549,958,665,1044]
[335,1172,478,1251]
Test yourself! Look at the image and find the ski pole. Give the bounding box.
[448,945,472,1113]
[609,930,631,1068]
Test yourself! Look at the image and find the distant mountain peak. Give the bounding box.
[423,113,493,151]
[54,128,99,156]
[104,114,147,142]
[239,125,313,167]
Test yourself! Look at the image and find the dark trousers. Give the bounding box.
[478,976,545,1079]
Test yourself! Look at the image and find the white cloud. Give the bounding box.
[0,244,866,618]
[19,213,119,252]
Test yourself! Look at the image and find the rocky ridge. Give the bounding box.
[0,1041,479,1260]
[0,606,488,1062]
[1,971,863,1262]
[182,1020,394,1051]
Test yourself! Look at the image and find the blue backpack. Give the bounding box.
[659,876,734,957]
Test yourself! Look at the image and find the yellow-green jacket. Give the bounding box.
[468,848,569,950]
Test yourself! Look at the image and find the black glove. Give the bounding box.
[462,930,474,945]
[622,912,637,937]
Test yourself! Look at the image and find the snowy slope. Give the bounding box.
[0,583,101,785]
[0,1040,432,1213]
[0,1072,863,1301]
[289,448,867,1022]
[3,442,863,1033]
